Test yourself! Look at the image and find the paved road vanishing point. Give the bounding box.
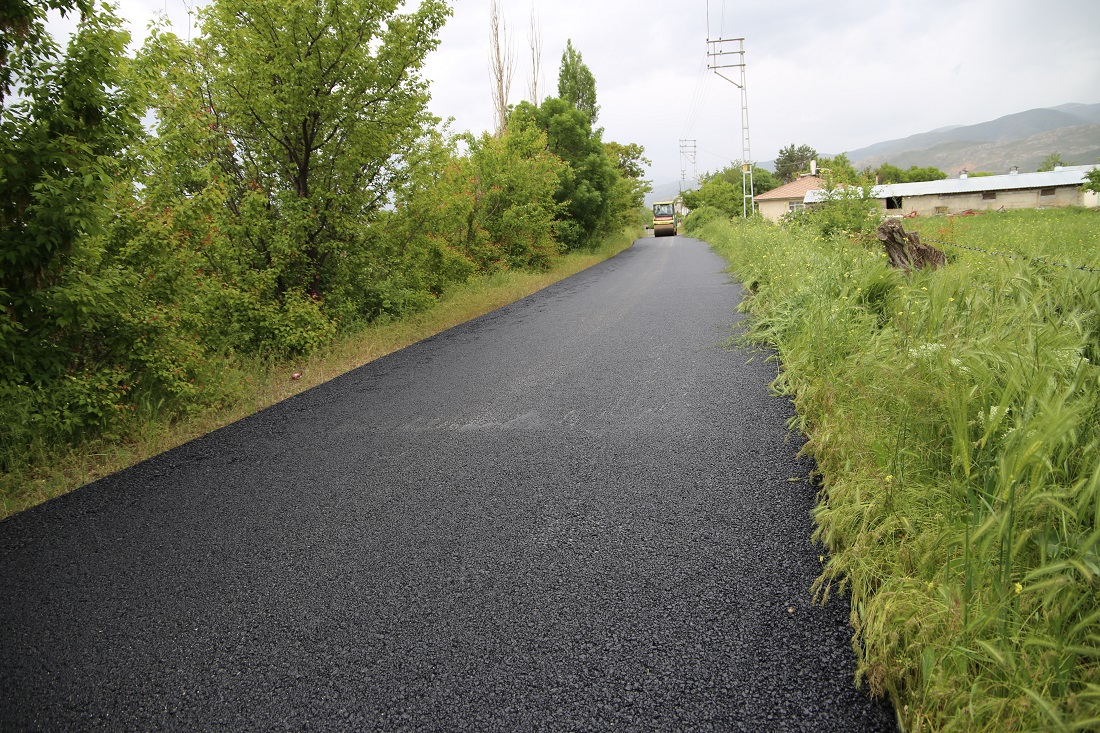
[1,236,897,731]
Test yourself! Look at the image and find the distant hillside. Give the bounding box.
[847,104,1100,173]
[857,124,1100,175]
[644,179,696,206]
[652,104,1100,197]
[1053,102,1100,124]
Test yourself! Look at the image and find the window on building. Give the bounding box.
[788,201,804,213]
[1040,188,1055,197]
[934,206,949,215]
[982,192,997,200]
[886,196,903,210]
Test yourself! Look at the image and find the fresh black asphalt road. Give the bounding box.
[0,236,897,731]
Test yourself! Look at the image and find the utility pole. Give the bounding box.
[706,37,753,217]
[678,139,697,199]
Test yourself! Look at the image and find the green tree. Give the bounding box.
[604,141,652,229]
[194,0,450,301]
[511,97,619,250]
[707,163,779,196]
[750,167,781,195]
[2,1,75,101]
[459,122,567,271]
[681,163,779,218]
[817,153,864,186]
[1038,152,1069,172]
[682,179,740,219]
[1,0,138,300]
[797,180,882,236]
[1082,160,1100,195]
[1,0,144,441]
[557,39,598,127]
[875,163,947,184]
[774,143,817,183]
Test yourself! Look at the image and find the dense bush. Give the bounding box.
[683,205,726,234]
[784,181,883,237]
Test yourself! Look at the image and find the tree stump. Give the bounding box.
[876,219,945,272]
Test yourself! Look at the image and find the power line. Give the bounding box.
[680,57,711,140]
[679,139,698,195]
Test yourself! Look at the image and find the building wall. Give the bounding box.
[758,199,794,223]
[889,185,1094,216]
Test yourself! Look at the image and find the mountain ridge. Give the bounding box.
[844,104,1100,172]
[647,102,1100,200]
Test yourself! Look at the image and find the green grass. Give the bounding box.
[0,229,639,521]
[906,207,1100,270]
[698,209,1100,732]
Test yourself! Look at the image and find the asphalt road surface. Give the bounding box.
[0,236,898,731]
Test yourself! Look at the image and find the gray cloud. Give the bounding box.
[107,0,1100,184]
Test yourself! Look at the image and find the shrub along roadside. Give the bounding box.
[696,214,1100,732]
[0,229,639,520]
[3,2,650,518]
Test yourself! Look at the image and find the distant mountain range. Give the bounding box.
[844,103,1100,174]
[646,103,1100,203]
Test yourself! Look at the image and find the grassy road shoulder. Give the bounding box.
[1,230,639,521]
[695,210,1100,732]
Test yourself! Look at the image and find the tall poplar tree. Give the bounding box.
[557,39,598,127]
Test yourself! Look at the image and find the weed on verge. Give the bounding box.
[700,211,1100,732]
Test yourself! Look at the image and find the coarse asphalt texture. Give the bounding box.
[0,236,898,732]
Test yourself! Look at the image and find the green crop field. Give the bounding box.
[697,208,1100,732]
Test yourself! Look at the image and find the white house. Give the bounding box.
[754,175,823,222]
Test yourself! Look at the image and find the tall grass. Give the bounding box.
[699,210,1100,731]
[906,208,1100,269]
[0,229,640,520]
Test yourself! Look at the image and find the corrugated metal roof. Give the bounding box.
[804,165,1097,203]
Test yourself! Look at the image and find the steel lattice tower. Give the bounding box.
[706,37,754,217]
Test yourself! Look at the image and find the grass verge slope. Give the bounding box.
[698,210,1100,732]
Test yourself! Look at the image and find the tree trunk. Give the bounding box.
[876,219,945,272]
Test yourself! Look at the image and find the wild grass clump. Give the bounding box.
[698,210,1100,732]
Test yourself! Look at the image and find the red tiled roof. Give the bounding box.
[755,175,822,201]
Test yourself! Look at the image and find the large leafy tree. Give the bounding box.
[511,97,618,250]
[391,119,566,283]
[557,39,598,127]
[1,0,137,298]
[194,0,450,299]
[774,143,817,183]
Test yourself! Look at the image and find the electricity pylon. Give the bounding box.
[706,37,753,217]
[678,139,697,197]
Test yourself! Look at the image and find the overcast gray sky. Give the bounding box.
[95,1,1100,184]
